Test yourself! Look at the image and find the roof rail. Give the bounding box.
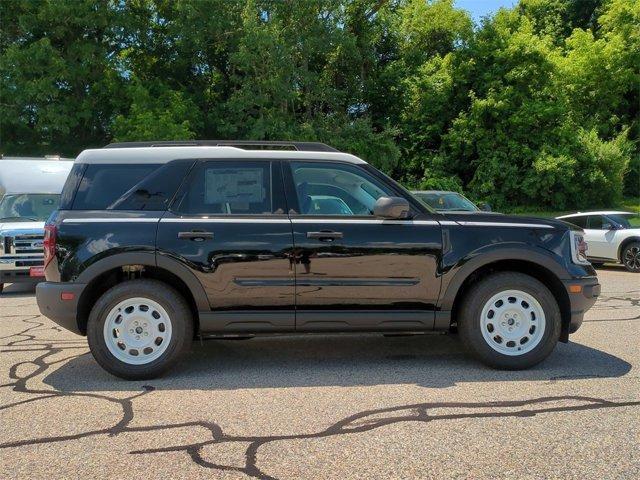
[103,140,339,152]
[0,155,73,161]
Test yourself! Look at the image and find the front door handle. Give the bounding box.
[178,231,214,241]
[306,230,343,241]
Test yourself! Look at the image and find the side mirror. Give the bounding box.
[479,202,492,212]
[374,196,411,219]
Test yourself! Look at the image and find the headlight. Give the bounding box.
[569,230,590,265]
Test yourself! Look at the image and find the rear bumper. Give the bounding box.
[562,278,601,335]
[36,282,86,335]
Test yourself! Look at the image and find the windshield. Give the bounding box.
[413,192,478,211]
[608,213,640,228]
[0,194,61,222]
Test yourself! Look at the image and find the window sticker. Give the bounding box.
[204,168,265,204]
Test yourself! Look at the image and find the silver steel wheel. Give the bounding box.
[623,245,640,271]
[480,289,546,356]
[103,297,173,365]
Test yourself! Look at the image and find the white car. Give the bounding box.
[557,211,640,272]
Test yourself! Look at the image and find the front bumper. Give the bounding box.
[36,282,86,335]
[0,257,45,284]
[562,277,601,336]
[0,269,43,284]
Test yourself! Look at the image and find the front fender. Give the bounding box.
[438,244,570,312]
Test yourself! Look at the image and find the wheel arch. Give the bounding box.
[75,252,209,335]
[443,249,572,342]
[617,236,640,263]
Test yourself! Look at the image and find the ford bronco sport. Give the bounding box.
[36,141,600,379]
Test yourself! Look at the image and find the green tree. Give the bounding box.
[111,79,199,141]
[0,0,123,155]
[0,0,637,206]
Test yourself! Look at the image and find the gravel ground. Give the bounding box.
[0,267,638,479]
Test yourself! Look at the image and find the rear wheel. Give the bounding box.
[621,242,640,272]
[87,280,193,380]
[459,272,561,369]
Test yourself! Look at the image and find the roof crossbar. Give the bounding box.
[103,140,339,152]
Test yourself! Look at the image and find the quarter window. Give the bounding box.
[172,161,278,215]
[110,160,194,211]
[73,164,160,210]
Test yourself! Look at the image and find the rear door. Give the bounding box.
[585,215,618,260]
[157,160,295,333]
[283,160,442,332]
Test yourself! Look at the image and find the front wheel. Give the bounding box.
[459,272,561,370]
[87,280,193,380]
[621,242,640,272]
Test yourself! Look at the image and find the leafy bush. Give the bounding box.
[1,0,637,209]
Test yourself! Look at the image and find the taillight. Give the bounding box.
[43,224,57,268]
[569,231,590,265]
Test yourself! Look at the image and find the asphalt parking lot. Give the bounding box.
[0,267,638,480]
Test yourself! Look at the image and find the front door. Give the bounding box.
[283,160,442,332]
[157,160,295,332]
[584,215,619,260]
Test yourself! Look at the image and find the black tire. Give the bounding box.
[621,242,640,272]
[87,279,193,380]
[458,272,561,370]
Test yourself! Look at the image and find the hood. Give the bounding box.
[436,211,575,230]
[0,220,46,233]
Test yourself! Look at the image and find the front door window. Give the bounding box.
[288,162,395,216]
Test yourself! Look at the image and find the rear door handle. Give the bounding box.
[178,231,214,241]
[306,230,343,241]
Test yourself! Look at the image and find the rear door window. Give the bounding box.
[566,216,587,228]
[171,161,284,215]
[586,215,604,229]
[72,164,160,210]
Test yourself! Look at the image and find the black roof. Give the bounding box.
[104,140,339,152]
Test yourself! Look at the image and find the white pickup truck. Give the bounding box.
[0,157,73,293]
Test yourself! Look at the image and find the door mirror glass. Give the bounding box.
[480,202,492,212]
[374,196,410,219]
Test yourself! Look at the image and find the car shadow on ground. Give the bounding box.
[44,332,632,392]
[595,264,631,273]
[0,283,38,298]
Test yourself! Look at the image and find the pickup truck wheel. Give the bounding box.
[621,242,640,272]
[87,280,193,380]
[459,272,561,370]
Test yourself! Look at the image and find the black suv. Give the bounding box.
[36,141,600,379]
